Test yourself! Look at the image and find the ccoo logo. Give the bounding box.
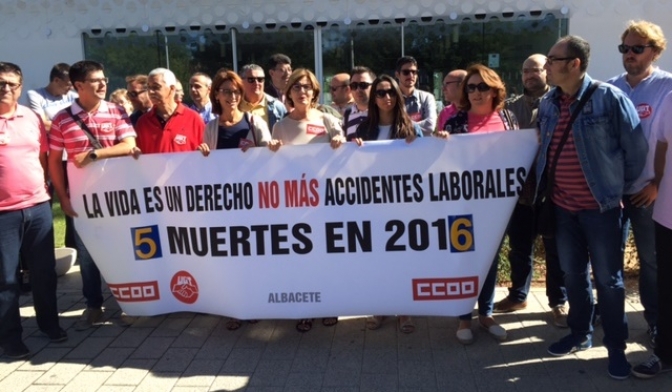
[170,270,199,304]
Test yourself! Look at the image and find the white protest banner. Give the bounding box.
[68,130,538,319]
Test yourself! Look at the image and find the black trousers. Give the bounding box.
[655,222,672,362]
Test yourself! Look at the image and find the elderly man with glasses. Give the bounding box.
[329,73,354,116]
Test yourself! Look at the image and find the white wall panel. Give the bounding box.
[1,0,670,91]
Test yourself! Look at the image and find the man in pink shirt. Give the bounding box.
[0,62,66,360]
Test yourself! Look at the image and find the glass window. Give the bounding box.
[404,14,568,104]
[235,27,315,71]
[322,23,402,102]
[82,32,164,92]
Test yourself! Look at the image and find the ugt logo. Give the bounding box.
[171,271,199,304]
[131,225,163,260]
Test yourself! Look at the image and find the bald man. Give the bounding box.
[329,73,354,115]
[436,69,466,131]
[495,54,568,328]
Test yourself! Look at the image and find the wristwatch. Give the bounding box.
[89,150,98,161]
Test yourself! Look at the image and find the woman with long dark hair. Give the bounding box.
[353,74,422,334]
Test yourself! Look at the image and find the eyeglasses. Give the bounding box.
[218,89,242,97]
[401,69,418,76]
[350,81,372,90]
[86,77,109,85]
[374,88,395,99]
[545,56,576,66]
[522,67,544,74]
[246,77,265,84]
[127,89,147,98]
[291,83,313,92]
[0,81,21,91]
[618,44,653,54]
[466,82,491,93]
[330,84,348,92]
[443,80,463,87]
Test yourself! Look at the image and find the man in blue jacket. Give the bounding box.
[536,35,647,380]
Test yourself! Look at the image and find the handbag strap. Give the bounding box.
[544,81,600,197]
[66,106,104,150]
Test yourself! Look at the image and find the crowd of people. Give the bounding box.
[1,18,671,381]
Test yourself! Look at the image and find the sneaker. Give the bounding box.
[647,326,657,349]
[42,328,68,343]
[74,307,103,331]
[1,340,30,360]
[547,334,592,356]
[551,305,569,328]
[632,354,672,379]
[607,349,631,380]
[493,298,527,313]
[456,328,474,345]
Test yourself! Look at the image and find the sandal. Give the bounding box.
[366,316,384,330]
[226,318,242,331]
[296,319,313,333]
[322,317,338,327]
[398,316,415,334]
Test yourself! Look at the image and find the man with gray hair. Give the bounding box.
[188,72,215,124]
[135,68,204,154]
[239,63,287,131]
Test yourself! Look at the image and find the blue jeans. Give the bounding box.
[73,225,104,309]
[0,202,61,344]
[506,203,567,307]
[622,197,657,328]
[460,253,499,320]
[555,206,628,350]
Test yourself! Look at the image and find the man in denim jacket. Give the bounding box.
[536,35,647,380]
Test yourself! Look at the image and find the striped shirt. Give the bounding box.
[548,94,599,211]
[49,100,136,160]
[342,104,368,140]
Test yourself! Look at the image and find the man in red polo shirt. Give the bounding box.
[135,68,204,154]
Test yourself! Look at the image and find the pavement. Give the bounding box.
[1,266,669,392]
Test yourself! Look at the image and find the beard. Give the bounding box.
[624,60,646,76]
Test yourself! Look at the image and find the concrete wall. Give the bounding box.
[1,0,671,92]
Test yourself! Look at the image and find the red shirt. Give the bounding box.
[135,104,204,154]
[548,95,599,211]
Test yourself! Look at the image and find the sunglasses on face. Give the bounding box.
[127,89,147,98]
[375,88,396,99]
[330,84,348,92]
[618,44,653,54]
[350,81,372,90]
[443,80,463,87]
[466,82,491,93]
[401,69,418,76]
[0,81,21,91]
[218,89,242,97]
[246,77,265,84]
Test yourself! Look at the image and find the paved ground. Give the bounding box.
[1,267,669,392]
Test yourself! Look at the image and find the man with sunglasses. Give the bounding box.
[239,63,287,132]
[125,74,152,127]
[394,56,437,136]
[607,20,672,349]
[436,69,466,131]
[342,66,375,140]
[538,35,647,380]
[329,73,354,116]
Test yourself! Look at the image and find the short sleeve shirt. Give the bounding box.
[135,104,204,154]
[49,100,136,159]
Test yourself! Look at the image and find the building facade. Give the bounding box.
[1,0,670,104]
